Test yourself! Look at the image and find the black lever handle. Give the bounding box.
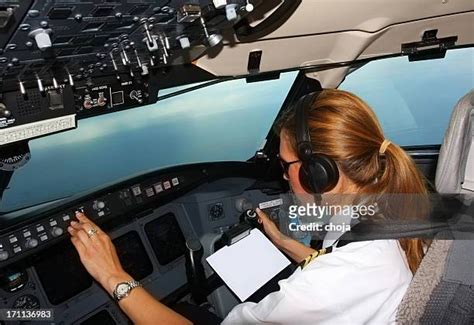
[240,209,261,229]
[184,238,207,304]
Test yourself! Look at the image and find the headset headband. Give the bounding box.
[295,92,320,159]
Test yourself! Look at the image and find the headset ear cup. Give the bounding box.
[299,162,316,193]
[298,155,339,193]
[316,155,339,192]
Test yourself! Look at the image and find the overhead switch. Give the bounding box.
[29,29,52,51]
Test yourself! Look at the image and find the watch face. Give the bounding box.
[116,283,130,296]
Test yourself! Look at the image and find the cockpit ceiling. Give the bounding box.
[194,0,474,78]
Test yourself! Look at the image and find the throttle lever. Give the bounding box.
[184,238,207,304]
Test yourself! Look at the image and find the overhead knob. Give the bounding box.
[25,238,39,249]
[0,103,12,118]
[213,0,227,9]
[200,17,223,47]
[226,4,239,21]
[51,227,63,238]
[0,250,9,261]
[177,36,190,49]
[29,29,52,51]
[19,80,27,98]
[245,1,254,12]
[129,90,143,103]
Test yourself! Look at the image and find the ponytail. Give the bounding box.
[372,142,429,273]
[376,142,428,196]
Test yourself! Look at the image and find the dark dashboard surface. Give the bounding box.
[0,161,257,265]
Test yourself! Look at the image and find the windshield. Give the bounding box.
[339,48,473,146]
[1,72,298,213]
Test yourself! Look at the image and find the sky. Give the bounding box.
[340,47,473,146]
[0,72,297,213]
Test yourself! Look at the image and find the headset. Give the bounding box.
[294,92,339,193]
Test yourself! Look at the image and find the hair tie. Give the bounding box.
[379,139,391,154]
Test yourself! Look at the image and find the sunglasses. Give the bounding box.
[278,154,301,177]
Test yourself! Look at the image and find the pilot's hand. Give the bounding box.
[68,212,132,295]
[256,208,288,248]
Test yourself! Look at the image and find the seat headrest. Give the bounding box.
[436,90,474,194]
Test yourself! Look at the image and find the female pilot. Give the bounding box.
[68,89,427,324]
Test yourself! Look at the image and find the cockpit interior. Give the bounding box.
[0,1,473,324]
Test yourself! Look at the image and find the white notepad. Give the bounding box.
[206,228,291,301]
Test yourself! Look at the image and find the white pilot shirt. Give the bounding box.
[222,239,412,324]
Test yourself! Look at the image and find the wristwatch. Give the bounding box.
[112,280,141,302]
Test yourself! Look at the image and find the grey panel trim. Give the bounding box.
[396,239,452,324]
[444,239,474,286]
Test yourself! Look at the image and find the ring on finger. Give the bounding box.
[86,228,98,239]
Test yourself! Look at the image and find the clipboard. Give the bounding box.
[206,228,291,301]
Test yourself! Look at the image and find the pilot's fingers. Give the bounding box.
[70,235,86,254]
[69,222,93,246]
[256,208,271,224]
[70,220,93,232]
[74,213,106,237]
[70,220,105,243]
[75,211,100,230]
[67,224,78,237]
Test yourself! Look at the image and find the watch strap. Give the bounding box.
[113,279,141,302]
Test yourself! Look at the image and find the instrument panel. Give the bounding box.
[0,0,258,84]
[0,163,209,267]
[0,0,263,147]
[0,162,284,324]
[0,209,192,325]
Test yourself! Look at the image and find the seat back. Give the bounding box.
[436,90,474,194]
[397,90,474,324]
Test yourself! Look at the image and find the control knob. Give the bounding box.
[0,250,9,261]
[25,238,39,249]
[129,90,143,103]
[177,36,190,49]
[50,227,63,238]
[234,198,253,213]
[0,103,12,119]
[97,93,107,107]
[93,200,106,211]
[241,209,260,229]
[83,94,93,109]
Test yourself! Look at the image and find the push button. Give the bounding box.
[154,183,163,193]
[131,185,142,196]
